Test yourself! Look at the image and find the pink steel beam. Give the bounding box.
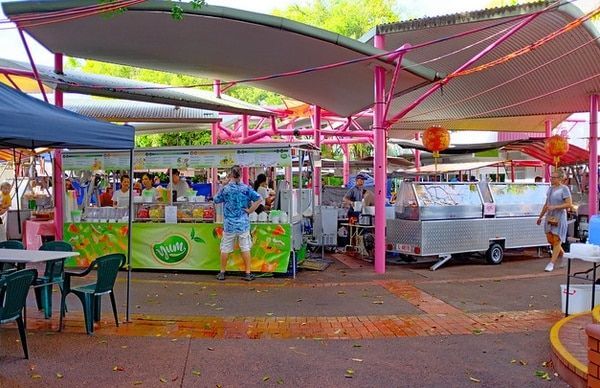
[590,94,598,217]
[373,34,387,274]
[383,44,411,122]
[213,80,221,98]
[211,122,219,196]
[544,120,552,182]
[242,115,250,183]
[54,53,64,240]
[322,137,372,145]
[313,105,322,205]
[386,11,542,127]
[0,67,35,77]
[342,144,350,186]
[2,74,22,91]
[17,28,48,103]
[414,132,421,169]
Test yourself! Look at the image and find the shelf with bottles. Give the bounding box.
[134,202,215,223]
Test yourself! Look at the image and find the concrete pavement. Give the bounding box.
[0,250,576,387]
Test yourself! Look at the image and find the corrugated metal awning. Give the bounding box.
[0,59,273,117]
[2,1,440,118]
[365,1,600,133]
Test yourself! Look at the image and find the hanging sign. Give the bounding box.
[63,152,130,171]
[135,148,291,169]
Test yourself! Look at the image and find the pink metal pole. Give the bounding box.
[322,138,372,145]
[18,28,48,103]
[53,53,64,240]
[374,35,387,274]
[211,122,219,196]
[342,144,350,186]
[241,129,274,144]
[242,115,250,184]
[589,94,598,217]
[414,132,421,170]
[313,106,322,205]
[213,80,221,98]
[544,120,552,183]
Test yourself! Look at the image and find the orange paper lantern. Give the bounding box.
[422,126,450,158]
[545,135,569,166]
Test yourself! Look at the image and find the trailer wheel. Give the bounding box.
[485,243,504,265]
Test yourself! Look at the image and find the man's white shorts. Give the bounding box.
[221,231,252,253]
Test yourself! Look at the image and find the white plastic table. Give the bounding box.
[0,249,79,268]
[563,252,600,316]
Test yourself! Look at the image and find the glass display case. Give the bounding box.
[486,183,548,217]
[395,182,483,220]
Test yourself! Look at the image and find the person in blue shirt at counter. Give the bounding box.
[214,165,262,281]
[343,174,367,218]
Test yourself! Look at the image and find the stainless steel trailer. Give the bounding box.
[387,182,550,270]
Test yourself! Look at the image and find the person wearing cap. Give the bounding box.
[168,169,190,199]
[213,165,262,281]
[344,174,366,210]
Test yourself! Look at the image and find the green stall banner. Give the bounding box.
[131,223,291,272]
[64,222,128,267]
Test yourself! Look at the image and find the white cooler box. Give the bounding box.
[561,284,600,314]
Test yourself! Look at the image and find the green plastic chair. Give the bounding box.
[60,253,124,335]
[0,240,24,273]
[0,268,37,359]
[33,241,73,319]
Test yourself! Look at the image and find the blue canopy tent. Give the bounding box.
[0,83,133,149]
[0,82,135,320]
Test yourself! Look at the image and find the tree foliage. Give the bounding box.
[272,0,397,39]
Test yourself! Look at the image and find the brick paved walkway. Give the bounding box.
[24,280,563,340]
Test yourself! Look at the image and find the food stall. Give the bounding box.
[387,181,550,270]
[62,144,315,274]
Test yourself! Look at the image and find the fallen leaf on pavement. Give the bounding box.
[353,344,362,348]
[31,374,42,379]
[192,370,201,376]
[159,377,167,383]
[472,329,483,335]
[372,301,384,304]
[510,359,517,364]
[56,373,63,379]
[113,366,125,372]
[469,377,481,383]
[519,360,528,366]
[208,347,215,351]
[263,376,270,381]
[352,358,363,362]
[277,379,284,384]
[345,368,355,378]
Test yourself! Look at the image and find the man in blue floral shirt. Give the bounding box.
[214,165,262,281]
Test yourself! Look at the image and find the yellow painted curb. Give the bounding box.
[549,312,589,375]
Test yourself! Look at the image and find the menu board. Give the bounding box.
[63,152,130,171]
[67,148,293,171]
[135,148,291,169]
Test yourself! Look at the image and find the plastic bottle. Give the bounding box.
[588,215,600,245]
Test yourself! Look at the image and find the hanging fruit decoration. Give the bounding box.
[422,126,450,158]
[422,126,450,172]
[545,135,569,167]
